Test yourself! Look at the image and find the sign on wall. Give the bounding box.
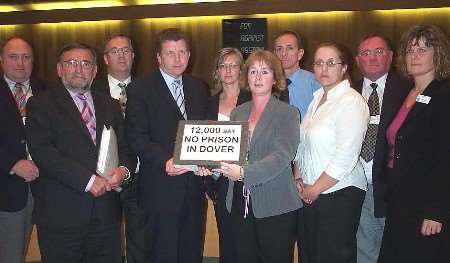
[222,18,267,57]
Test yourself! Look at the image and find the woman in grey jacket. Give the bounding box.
[214,49,302,263]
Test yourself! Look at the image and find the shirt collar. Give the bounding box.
[4,75,30,92]
[314,79,351,100]
[107,74,131,87]
[66,87,93,101]
[363,73,388,90]
[160,68,182,88]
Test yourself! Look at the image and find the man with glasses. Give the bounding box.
[125,28,208,263]
[93,34,148,263]
[26,43,135,263]
[0,37,47,263]
[354,34,410,263]
[273,30,320,116]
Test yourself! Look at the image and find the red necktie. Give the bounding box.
[14,82,27,117]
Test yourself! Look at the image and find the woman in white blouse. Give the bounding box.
[296,42,369,263]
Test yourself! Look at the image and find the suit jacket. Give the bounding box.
[25,86,135,227]
[226,96,302,218]
[386,79,450,223]
[354,72,410,217]
[125,70,209,213]
[0,77,47,212]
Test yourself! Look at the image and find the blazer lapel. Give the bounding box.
[402,80,436,127]
[54,87,96,146]
[182,75,193,120]
[92,91,108,147]
[250,96,276,149]
[157,72,185,120]
[0,79,22,123]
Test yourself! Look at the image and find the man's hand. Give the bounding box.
[11,160,39,182]
[165,158,189,176]
[89,176,112,197]
[421,219,442,236]
[107,167,128,188]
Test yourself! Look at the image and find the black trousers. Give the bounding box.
[211,178,236,263]
[298,186,365,263]
[146,178,206,263]
[37,222,121,263]
[231,182,297,263]
[121,176,152,263]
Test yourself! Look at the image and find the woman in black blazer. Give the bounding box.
[378,25,450,263]
[205,47,250,263]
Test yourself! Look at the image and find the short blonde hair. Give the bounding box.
[241,49,286,96]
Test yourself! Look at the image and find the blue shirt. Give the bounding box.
[287,69,320,118]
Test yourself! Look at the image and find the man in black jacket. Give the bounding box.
[0,37,47,263]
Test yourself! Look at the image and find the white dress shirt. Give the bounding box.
[297,79,369,193]
[359,74,387,184]
[107,74,131,100]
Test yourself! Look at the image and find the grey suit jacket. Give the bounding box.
[226,96,302,218]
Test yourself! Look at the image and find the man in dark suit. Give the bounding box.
[354,34,410,263]
[0,37,46,263]
[125,28,208,263]
[25,43,135,263]
[93,34,149,263]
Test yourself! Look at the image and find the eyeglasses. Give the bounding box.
[313,59,343,68]
[63,59,95,69]
[406,47,430,56]
[218,63,240,71]
[106,47,133,56]
[358,48,388,57]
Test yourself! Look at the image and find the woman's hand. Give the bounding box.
[421,219,442,236]
[215,162,242,181]
[194,166,212,177]
[301,184,320,205]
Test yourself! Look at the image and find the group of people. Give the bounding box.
[0,23,449,263]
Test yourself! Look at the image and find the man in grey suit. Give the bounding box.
[355,34,410,263]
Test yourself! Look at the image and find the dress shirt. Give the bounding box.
[297,79,369,193]
[66,88,97,192]
[107,74,131,100]
[359,73,387,184]
[160,68,185,104]
[287,68,320,118]
[5,75,33,166]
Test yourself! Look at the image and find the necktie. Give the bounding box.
[172,79,186,119]
[279,78,290,103]
[361,83,380,162]
[14,82,27,117]
[118,82,127,114]
[77,93,96,144]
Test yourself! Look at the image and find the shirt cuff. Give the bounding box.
[85,175,97,192]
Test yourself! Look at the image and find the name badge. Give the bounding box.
[370,115,380,125]
[416,95,431,104]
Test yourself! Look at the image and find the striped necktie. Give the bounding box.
[118,82,127,114]
[172,79,186,119]
[14,82,27,117]
[77,93,96,144]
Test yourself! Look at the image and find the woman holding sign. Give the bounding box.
[214,49,301,263]
[378,25,450,263]
[205,47,251,263]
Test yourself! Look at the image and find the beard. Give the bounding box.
[62,75,93,92]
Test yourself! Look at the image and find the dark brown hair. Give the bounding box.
[397,24,450,80]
